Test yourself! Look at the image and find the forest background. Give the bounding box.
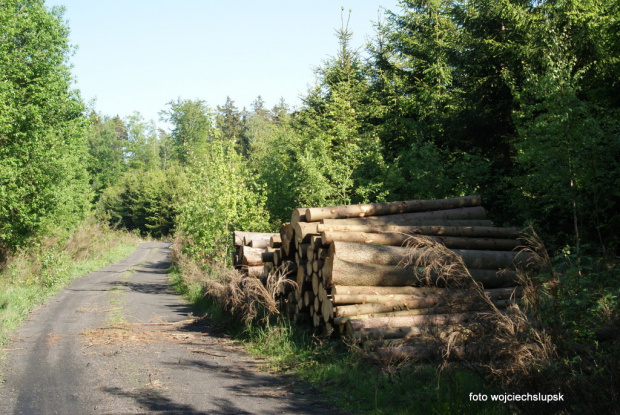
[1,0,619,413]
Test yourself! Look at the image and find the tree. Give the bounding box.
[159,98,213,165]
[86,112,126,197]
[0,0,91,254]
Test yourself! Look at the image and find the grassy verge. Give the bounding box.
[168,264,508,414]
[0,219,140,347]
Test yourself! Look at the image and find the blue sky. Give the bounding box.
[44,0,401,129]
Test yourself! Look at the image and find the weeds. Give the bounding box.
[0,218,140,346]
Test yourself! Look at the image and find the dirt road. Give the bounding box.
[0,242,337,414]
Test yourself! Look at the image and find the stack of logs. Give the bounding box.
[232,231,280,278]
[234,195,533,355]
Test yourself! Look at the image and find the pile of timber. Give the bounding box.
[232,231,279,278]
[237,195,535,357]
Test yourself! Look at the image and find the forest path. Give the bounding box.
[0,242,336,414]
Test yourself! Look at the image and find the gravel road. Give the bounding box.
[0,242,338,414]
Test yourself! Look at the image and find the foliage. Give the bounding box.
[86,112,127,197]
[0,0,91,255]
[97,166,187,238]
[0,219,139,347]
[159,98,214,165]
[176,137,270,263]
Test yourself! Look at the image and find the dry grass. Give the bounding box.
[171,235,281,326]
[395,230,569,413]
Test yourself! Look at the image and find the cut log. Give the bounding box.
[320,216,491,228]
[242,232,277,247]
[334,297,443,318]
[326,242,536,271]
[291,208,307,227]
[345,313,476,335]
[322,231,519,250]
[322,297,334,322]
[317,224,519,239]
[331,285,438,296]
[293,222,320,243]
[246,265,263,278]
[305,196,483,222]
[269,234,282,248]
[261,252,275,264]
[331,287,520,306]
[324,257,523,288]
[233,231,264,247]
[352,324,466,341]
[304,291,315,308]
[240,246,266,267]
[334,307,454,326]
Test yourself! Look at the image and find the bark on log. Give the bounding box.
[326,241,536,271]
[322,231,519,250]
[333,307,454,325]
[242,232,278,247]
[291,208,307,227]
[261,252,275,264]
[246,266,263,278]
[234,231,267,247]
[317,224,519,239]
[331,285,439,296]
[324,257,522,288]
[305,196,482,222]
[270,234,282,248]
[352,324,466,340]
[320,215,491,228]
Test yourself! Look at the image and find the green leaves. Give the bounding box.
[177,138,270,263]
[0,0,90,252]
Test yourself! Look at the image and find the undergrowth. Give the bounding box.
[0,218,140,346]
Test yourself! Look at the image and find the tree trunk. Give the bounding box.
[305,195,482,222]
[322,231,519,250]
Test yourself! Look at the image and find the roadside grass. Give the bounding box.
[0,219,140,347]
[168,263,508,414]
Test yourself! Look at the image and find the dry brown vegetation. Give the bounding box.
[171,235,283,326]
